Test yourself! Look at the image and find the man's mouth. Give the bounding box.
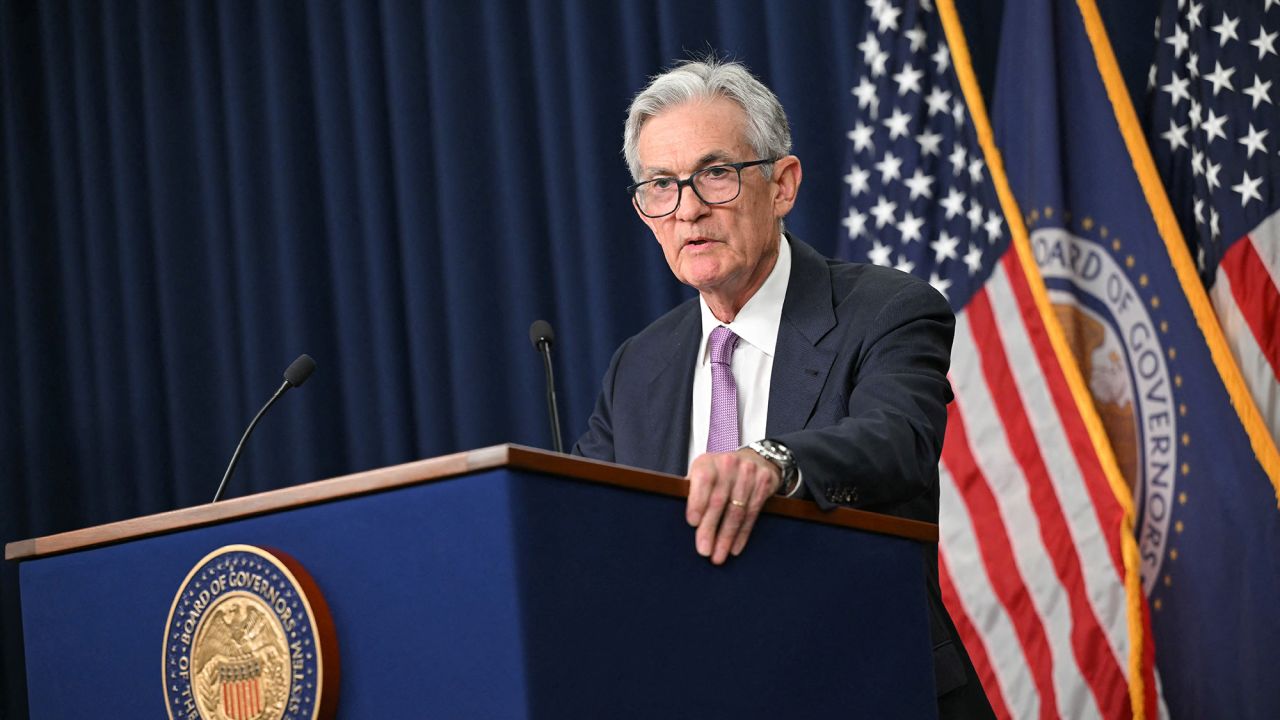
[683,236,716,248]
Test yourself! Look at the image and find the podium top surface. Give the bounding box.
[5,444,937,561]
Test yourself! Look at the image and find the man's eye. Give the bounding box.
[650,178,677,190]
[702,167,732,179]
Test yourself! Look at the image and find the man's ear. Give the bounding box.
[771,155,803,218]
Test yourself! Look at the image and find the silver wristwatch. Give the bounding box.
[747,439,800,496]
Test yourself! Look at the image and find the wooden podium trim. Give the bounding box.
[5,444,937,561]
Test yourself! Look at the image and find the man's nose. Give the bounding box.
[673,183,710,221]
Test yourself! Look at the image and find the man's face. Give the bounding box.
[633,97,800,304]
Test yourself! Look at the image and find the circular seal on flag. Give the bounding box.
[163,545,339,720]
[1031,222,1183,595]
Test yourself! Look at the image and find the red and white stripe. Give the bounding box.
[1209,208,1280,449]
[222,677,262,720]
[938,251,1149,719]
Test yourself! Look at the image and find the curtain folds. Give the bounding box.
[0,3,861,712]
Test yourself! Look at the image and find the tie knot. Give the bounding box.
[709,326,739,366]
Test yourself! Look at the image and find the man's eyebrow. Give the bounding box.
[696,151,733,167]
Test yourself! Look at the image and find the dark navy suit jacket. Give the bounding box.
[574,235,988,706]
[574,235,952,518]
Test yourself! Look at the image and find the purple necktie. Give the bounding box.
[706,326,741,453]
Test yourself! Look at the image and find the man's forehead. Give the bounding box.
[635,99,751,174]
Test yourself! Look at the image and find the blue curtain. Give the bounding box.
[0,1,1156,715]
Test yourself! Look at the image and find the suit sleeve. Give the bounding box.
[571,338,629,462]
[775,280,954,520]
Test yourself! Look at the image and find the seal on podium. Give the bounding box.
[163,545,338,720]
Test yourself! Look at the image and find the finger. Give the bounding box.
[697,485,730,557]
[711,467,754,565]
[730,451,783,556]
[697,456,737,558]
[731,478,771,556]
[712,499,749,564]
[686,455,716,526]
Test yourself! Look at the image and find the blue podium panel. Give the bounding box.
[19,467,936,718]
[508,477,937,718]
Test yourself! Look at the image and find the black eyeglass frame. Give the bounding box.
[627,158,779,218]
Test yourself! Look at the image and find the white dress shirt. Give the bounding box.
[687,236,792,471]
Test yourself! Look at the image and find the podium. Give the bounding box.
[6,445,940,718]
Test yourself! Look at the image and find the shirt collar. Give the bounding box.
[697,235,792,362]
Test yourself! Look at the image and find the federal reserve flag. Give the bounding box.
[839,1,1153,716]
[992,0,1280,717]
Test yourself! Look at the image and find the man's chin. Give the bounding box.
[678,269,729,294]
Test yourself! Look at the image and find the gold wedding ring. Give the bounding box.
[730,498,747,508]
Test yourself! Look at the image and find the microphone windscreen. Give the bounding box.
[283,354,316,387]
[529,320,554,349]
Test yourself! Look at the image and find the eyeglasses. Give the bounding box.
[627,158,778,218]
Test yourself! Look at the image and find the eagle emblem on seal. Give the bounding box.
[192,596,291,720]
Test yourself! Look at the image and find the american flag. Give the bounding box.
[1148,0,1280,449]
[840,1,1152,717]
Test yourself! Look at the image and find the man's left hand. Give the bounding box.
[685,448,782,565]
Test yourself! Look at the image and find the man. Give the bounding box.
[574,58,993,717]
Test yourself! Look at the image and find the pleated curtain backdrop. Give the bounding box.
[2,1,1166,715]
[0,3,873,712]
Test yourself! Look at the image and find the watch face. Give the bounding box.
[763,441,790,463]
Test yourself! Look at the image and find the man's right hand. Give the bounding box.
[685,448,782,565]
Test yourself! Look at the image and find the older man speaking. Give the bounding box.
[573,57,993,718]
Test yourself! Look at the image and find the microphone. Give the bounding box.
[212,354,316,503]
[528,320,564,453]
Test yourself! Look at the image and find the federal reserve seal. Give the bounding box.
[1031,219,1183,596]
[163,545,339,720]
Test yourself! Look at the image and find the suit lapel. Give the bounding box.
[767,237,838,436]
[640,237,835,465]
[644,305,700,475]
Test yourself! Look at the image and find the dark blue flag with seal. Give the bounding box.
[991,0,1280,717]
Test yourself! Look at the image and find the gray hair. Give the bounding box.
[623,57,793,181]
